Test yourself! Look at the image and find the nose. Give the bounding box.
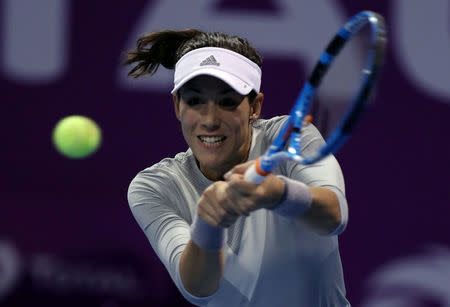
[200,101,220,131]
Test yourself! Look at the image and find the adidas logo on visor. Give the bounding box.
[200,55,220,66]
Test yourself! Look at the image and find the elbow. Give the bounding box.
[180,272,222,298]
[313,217,342,236]
[296,214,344,236]
[309,205,347,236]
[325,188,348,236]
[325,211,348,236]
[185,284,220,298]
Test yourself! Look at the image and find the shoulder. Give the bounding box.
[253,115,289,132]
[127,151,197,224]
[128,151,192,199]
[253,115,322,143]
[253,116,289,141]
[255,115,321,136]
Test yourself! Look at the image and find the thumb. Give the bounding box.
[230,160,255,175]
[223,161,255,180]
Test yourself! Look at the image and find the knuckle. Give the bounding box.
[244,199,256,212]
[228,180,240,190]
[214,204,228,218]
[217,199,235,214]
[216,193,226,205]
[206,182,219,192]
[241,203,251,215]
[202,189,212,198]
[215,181,225,188]
[216,205,228,217]
[197,203,205,214]
[253,190,264,201]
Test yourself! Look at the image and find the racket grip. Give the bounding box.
[244,164,267,184]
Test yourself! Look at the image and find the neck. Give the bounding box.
[199,164,228,181]
[197,150,249,181]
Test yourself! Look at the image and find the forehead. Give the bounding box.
[179,75,236,96]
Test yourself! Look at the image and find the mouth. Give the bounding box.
[197,135,227,148]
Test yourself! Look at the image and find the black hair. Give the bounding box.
[125,29,262,76]
[124,29,262,103]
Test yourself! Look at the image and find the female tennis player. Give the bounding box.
[126,29,350,306]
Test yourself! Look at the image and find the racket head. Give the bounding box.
[298,11,387,164]
[249,11,387,181]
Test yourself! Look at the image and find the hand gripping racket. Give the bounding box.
[244,11,387,184]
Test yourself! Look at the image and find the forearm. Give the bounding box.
[180,212,228,297]
[295,186,342,235]
[271,176,343,235]
[179,240,226,297]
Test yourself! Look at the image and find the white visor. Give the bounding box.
[171,47,261,95]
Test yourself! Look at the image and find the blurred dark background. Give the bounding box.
[1,0,449,306]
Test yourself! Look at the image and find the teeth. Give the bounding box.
[199,136,225,144]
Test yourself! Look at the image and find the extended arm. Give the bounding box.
[128,177,225,305]
[179,239,225,297]
[179,180,242,297]
[224,159,347,236]
[294,185,342,235]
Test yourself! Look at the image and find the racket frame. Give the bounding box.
[245,11,387,183]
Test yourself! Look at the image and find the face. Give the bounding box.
[173,75,263,181]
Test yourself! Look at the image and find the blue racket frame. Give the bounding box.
[255,11,387,177]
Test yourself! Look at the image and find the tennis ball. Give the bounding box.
[52,115,102,159]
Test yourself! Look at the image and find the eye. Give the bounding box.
[217,97,242,110]
[184,96,205,107]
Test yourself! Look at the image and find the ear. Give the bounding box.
[250,93,264,121]
[173,94,181,121]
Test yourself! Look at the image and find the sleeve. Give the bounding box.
[127,174,216,306]
[282,123,349,235]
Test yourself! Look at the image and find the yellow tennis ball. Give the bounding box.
[52,115,102,159]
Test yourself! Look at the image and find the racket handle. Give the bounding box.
[244,164,267,184]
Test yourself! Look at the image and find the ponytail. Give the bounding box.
[124,29,202,78]
[124,29,262,79]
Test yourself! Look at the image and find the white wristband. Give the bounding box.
[190,214,227,250]
[271,176,312,217]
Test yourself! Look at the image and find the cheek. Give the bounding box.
[178,110,197,137]
[230,116,251,140]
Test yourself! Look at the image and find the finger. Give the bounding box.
[207,189,239,217]
[199,188,235,225]
[203,192,239,226]
[197,200,221,227]
[210,182,242,216]
[225,186,251,216]
[226,160,255,178]
[215,180,250,216]
[224,172,244,183]
[227,174,258,194]
[200,199,237,228]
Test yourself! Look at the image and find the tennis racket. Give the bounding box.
[244,10,387,184]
